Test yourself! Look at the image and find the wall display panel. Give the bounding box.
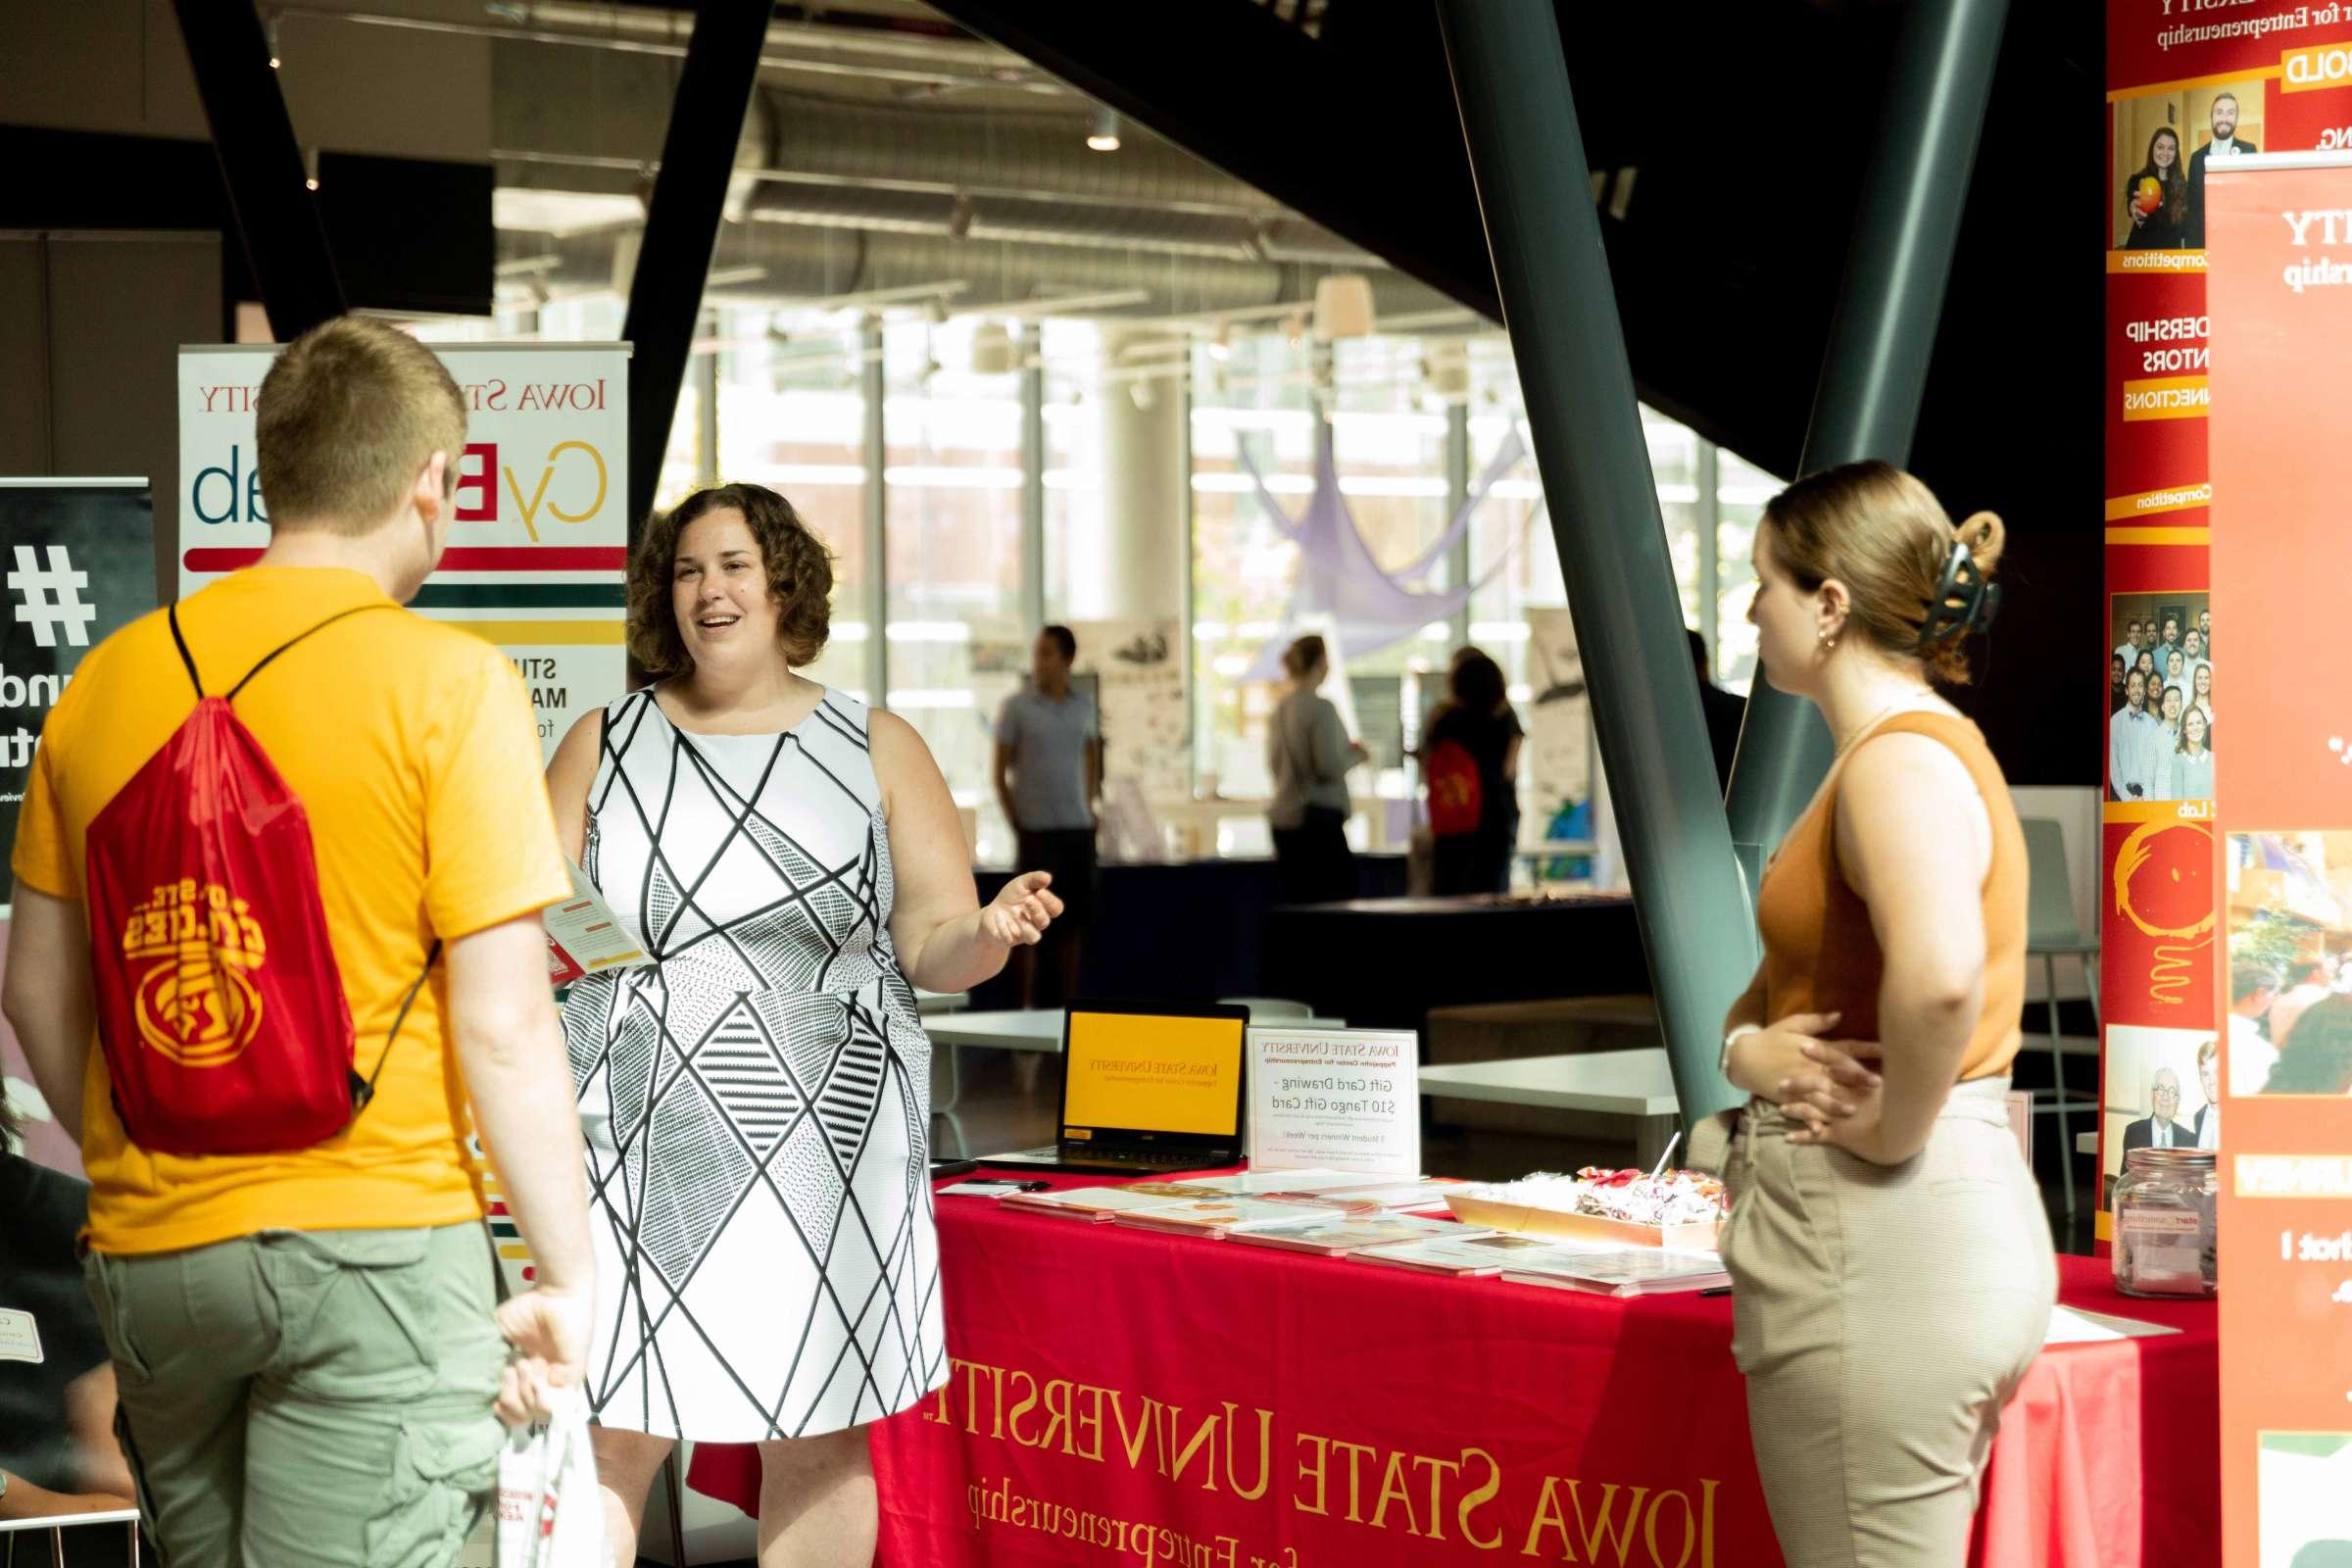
[0,480,154,909]
[2098,5,2352,1263]
[2204,145,2352,1568]
[0,480,154,1179]
[882,318,1026,858]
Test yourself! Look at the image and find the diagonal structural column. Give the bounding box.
[1436,1,1754,1127]
[173,1,345,339]
[1723,0,2011,872]
[621,0,773,538]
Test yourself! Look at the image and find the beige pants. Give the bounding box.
[1720,1077,2055,1568]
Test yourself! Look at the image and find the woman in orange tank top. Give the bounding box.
[1713,461,2055,1568]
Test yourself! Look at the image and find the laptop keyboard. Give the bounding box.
[1077,1148,1216,1171]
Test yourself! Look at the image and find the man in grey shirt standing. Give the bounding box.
[995,625,1102,1023]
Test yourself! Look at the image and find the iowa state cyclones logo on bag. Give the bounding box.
[84,603,433,1156]
[121,879,272,1067]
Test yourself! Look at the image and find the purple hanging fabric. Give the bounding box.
[1389,426,1526,585]
[1237,420,1536,681]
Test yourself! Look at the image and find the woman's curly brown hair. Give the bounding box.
[627,483,834,676]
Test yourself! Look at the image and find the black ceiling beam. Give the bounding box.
[914,1,1880,479]
[172,0,346,338]
[919,0,1498,318]
[621,0,774,536]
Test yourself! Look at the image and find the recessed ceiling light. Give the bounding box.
[1087,107,1121,153]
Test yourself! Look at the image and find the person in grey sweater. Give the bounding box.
[1265,634,1363,905]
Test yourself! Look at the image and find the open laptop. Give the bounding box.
[975,1000,1249,1175]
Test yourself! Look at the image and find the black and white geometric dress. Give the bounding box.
[561,686,947,1441]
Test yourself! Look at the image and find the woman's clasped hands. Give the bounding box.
[1731,1009,1890,1155]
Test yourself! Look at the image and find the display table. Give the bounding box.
[927,1009,1069,1156]
[926,1008,1349,1156]
[690,1172,2217,1567]
[1258,893,1647,1032]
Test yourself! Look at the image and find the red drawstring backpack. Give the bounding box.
[83,604,438,1155]
[1423,737,1485,840]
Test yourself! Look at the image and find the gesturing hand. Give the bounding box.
[981,870,1064,949]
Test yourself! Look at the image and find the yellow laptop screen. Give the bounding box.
[1062,1010,1244,1137]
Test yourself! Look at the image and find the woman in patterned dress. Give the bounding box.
[545,483,1062,1566]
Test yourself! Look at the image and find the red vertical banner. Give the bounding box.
[2204,151,2352,1568]
[2101,10,2352,1266]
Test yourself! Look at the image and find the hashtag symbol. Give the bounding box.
[8,545,96,649]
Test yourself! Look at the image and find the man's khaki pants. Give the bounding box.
[83,1223,507,1568]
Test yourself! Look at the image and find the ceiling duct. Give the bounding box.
[742,177,1366,264]
[488,33,1419,317]
[745,87,1266,213]
[493,44,1365,257]
[528,223,1452,322]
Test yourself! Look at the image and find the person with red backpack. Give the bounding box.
[4,317,596,1568]
[1422,647,1524,897]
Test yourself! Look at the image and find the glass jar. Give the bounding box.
[2112,1147,2218,1299]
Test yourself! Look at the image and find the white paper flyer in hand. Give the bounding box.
[1248,1028,1420,1179]
[544,859,653,988]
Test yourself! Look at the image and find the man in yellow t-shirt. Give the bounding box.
[3,318,596,1568]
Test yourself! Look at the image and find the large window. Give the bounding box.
[712,306,870,700]
[884,317,1027,862]
[1188,334,1453,810]
[419,287,1779,867]
[1041,318,1099,626]
[1712,448,1782,692]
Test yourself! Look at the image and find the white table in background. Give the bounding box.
[1418,1050,1682,1166]
[927,1009,1066,1156]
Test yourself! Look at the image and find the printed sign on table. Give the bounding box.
[1248,1027,1420,1179]
[176,344,630,760]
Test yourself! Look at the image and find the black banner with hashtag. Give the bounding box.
[1,481,156,908]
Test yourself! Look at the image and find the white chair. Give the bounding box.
[1218,997,1312,1022]
[2021,817,2100,1218]
[0,1507,141,1567]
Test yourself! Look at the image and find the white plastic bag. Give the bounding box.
[497,1390,612,1568]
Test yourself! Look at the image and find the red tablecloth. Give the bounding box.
[691,1173,2217,1566]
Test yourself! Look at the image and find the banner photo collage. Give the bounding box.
[2206,151,2352,1567]
[2108,6,2352,1563]
[2100,5,2352,1206]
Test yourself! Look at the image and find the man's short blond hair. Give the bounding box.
[256,316,466,535]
